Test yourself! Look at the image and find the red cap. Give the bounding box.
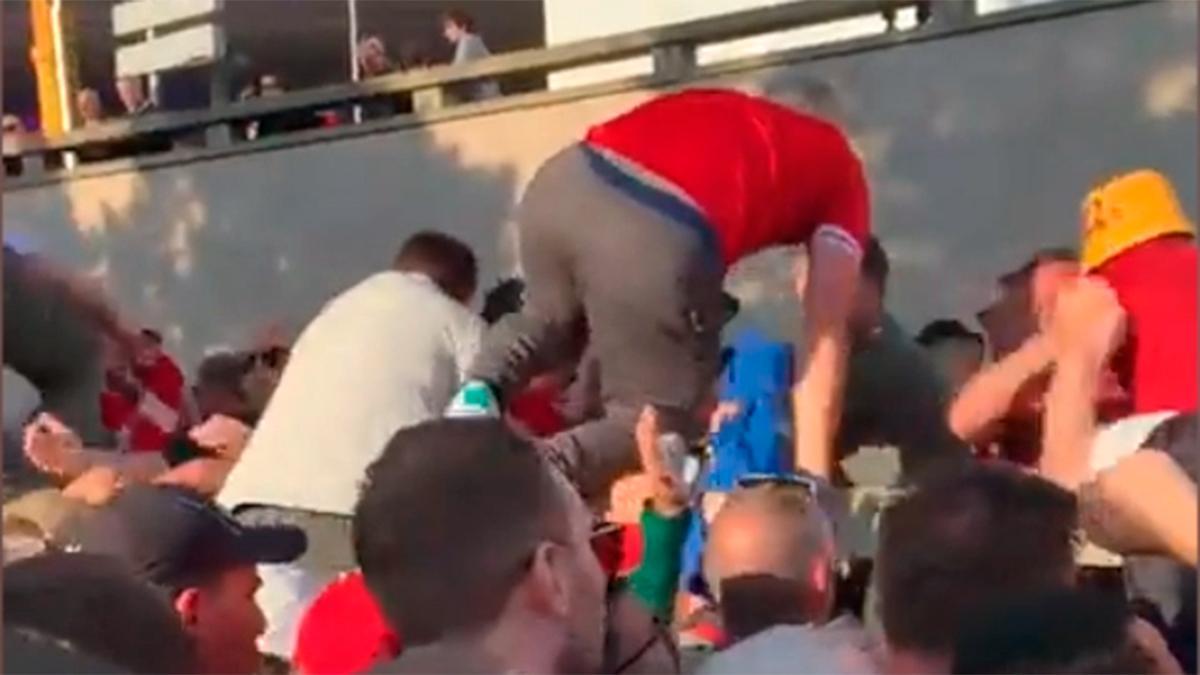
[293,571,401,674]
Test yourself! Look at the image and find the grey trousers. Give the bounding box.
[470,144,726,498]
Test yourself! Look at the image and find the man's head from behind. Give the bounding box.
[354,419,607,674]
[393,231,478,305]
[877,463,1078,673]
[54,484,306,674]
[703,482,836,642]
[193,351,254,422]
[916,319,986,393]
[951,587,1161,674]
[5,552,196,674]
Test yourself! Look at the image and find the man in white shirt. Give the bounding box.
[218,231,484,658]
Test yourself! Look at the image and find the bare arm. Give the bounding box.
[793,241,859,478]
[77,449,168,482]
[948,334,1053,443]
[26,413,248,490]
[15,250,136,348]
[1038,277,1126,491]
[24,413,166,484]
[1040,350,1104,490]
[154,457,236,497]
[1082,449,1198,565]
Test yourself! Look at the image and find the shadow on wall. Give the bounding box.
[5,1,1196,364]
[4,125,520,367]
[726,0,1197,341]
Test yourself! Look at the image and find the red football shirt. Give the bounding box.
[585,89,870,267]
[1094,236,1198,415]
[99,354,186,453]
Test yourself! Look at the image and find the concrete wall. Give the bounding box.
[5,0,1196,368]
[542,0,909,89]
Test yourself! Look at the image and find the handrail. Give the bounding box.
[7,0,918,159]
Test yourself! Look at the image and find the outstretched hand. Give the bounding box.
[1046,276,1126,364]
[635,405,689,516]
[188,414,252,460]
[23,412,89,480]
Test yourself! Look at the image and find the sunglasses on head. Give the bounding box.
[736,472,817,493]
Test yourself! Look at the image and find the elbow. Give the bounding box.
[946,397,982,443]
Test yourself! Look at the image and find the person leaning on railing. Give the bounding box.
[441,9,501,103]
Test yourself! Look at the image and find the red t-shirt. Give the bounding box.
[1094,236,1198,415]
[99,354,186,453]
[585,89,870,267]
[508,385,566,438]
[293,571,400,674]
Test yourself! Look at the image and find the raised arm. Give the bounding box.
[948,334,1054,444]
[793,232,861,478]
[1039,277,1126,490]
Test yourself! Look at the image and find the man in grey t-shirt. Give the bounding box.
[441,10,501,102]
[835,239,970,485]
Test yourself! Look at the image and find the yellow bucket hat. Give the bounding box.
[1081,169,1195,271]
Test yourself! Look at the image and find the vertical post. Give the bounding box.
[146,27,161,105]
[206,17,231,147]
[412,86,444,114]
[348,0,362,124]
[652,43,696,83]
[931,0,976,28]
[29,0,65,136]
[49,0,74,132]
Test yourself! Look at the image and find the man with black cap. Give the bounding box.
[55,484,306,674]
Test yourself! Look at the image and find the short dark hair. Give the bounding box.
[998,247,1077,288]
[862,236,890,294]
[916,319,984,349]
[952,588,1151,674]
[354,419,570,645]
[196,351,250,394]
[877,463,1078,656]
[139,328,163,345]
[480,277,525,324]
[442,9,476,32]
[393,231,478,301]
[5,552,196,674]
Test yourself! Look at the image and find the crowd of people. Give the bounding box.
[3,85,1197,675]
[2,9,501,176]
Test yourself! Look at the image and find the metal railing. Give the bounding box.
[2,0,1145,181]
[3,0,923,174]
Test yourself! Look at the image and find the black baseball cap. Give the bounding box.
[55,484,306,593]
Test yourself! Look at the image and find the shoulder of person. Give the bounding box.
[459,34,492,59]
[695,624,877,675]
